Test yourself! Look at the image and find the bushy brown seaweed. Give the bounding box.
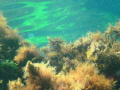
[0,13,42,90]
[1,13,120,90]
[9,61,55,90]
[0,14,21,60]
[9,62,114,90]
[54,62,114,90]
[14,45,43,66]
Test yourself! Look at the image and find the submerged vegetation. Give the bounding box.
[1,13,120,90]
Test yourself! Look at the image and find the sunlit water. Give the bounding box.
[0,0,119,47]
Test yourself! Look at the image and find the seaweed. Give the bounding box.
[0,60,20,90]
[1,13,120,90]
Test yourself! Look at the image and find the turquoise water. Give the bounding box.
[0,0,119,47]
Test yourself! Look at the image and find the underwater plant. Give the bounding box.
[1,12,120,90]
[8,61,115,90]
[0,60,21,90]
[9,61,55,90]
[0,13,42,90]
[0,13,22,60]
[0,13,24,90]
[54,62,115,90]
[14,45,43,67]
[105,22,120,40]
[48,37,65,53]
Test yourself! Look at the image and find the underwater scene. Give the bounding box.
[0,0,120,90]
